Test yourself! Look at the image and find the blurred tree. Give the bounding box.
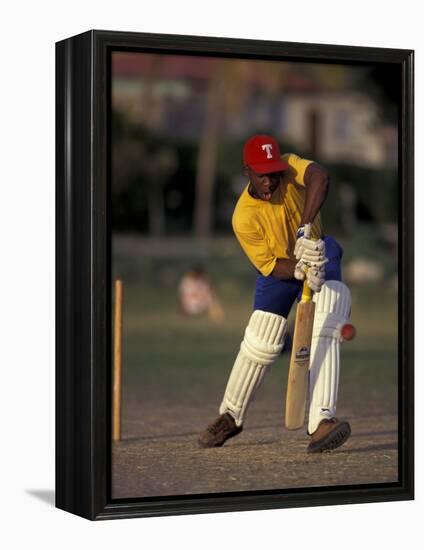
[193,68,225,237]
[309,64,357,91]
[112,111,178,235]
[194,59,289,237]
[145,147,178,235]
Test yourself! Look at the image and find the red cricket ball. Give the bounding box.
[341,323,356,341]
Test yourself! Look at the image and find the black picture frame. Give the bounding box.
[55,29,414,521]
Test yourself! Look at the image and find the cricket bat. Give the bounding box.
[285,278,315,430]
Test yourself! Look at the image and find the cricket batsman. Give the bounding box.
[198,134,352,453]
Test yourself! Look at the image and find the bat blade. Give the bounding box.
[285,300,315,430]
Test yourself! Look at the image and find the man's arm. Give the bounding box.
[300,163,329,225]
[272,163,328,280]
[271,258,297,280]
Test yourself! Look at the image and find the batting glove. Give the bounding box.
[294,224,328,292]
[305,264,326,292]
[294,255,328,287]
[294,224,326,263]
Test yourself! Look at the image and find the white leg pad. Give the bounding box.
[220,310,287,426]
[308,281,351,434]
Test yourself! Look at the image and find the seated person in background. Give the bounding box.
[178,266,224,322]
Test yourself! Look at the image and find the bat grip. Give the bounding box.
[300,271,313,302]
[300,235,319,302]
[301,273,313,302]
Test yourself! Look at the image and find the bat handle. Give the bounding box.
[300,271,313,302]
[301,274,313,302]
[300,236,318,303]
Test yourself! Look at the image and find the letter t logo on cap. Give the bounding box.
[243,135,289,174]
[261,144,273,158]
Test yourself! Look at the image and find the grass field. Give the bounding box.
[111,235,398,498]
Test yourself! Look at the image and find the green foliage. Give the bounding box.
[112,109,398,235]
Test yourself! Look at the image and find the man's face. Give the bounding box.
[246,167,284,201]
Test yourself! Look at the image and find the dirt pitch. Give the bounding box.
[112,399,398,498]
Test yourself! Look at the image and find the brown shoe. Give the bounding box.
[307,418,351,453]
[198,413,243,448]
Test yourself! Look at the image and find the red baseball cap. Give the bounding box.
[243,135,289,174]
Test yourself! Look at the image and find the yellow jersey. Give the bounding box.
[232,153,324,276]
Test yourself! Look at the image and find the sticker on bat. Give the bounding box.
[295,346,310,363]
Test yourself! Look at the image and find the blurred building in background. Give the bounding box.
[281,93,397,168]
[113,53,397,168]
[111,52,399,239]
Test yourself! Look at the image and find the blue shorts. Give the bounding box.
[253,236,343,318]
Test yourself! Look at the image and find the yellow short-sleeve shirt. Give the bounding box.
[232,153,324,276]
